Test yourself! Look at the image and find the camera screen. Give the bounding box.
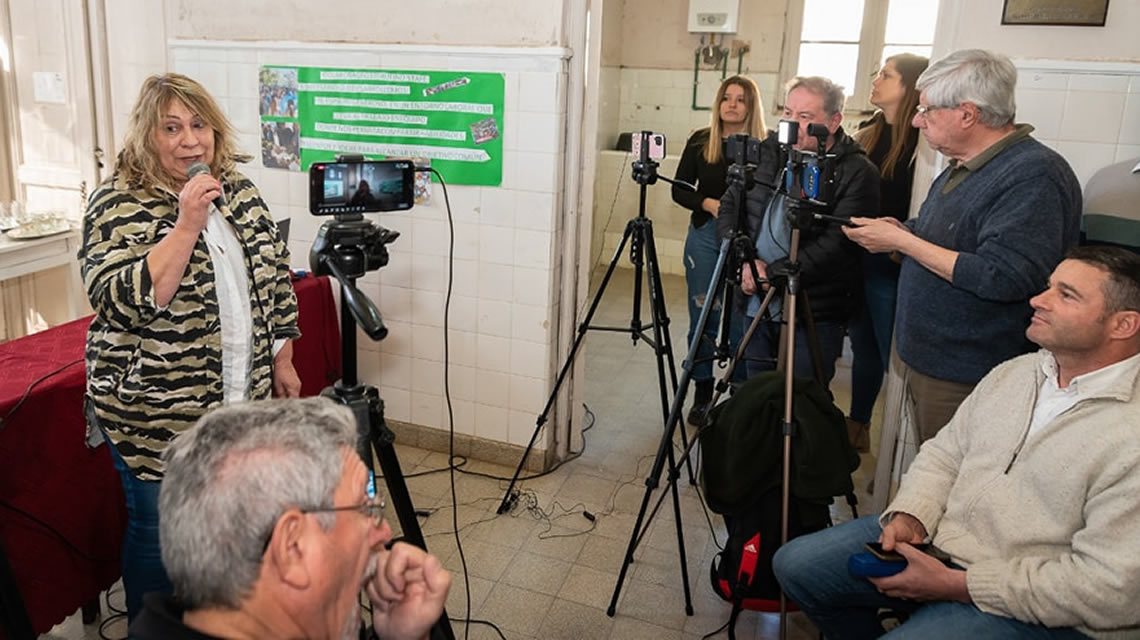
[309,159,415,215]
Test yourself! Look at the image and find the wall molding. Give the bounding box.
[1013,58,1140,75]
[169,39,572,73]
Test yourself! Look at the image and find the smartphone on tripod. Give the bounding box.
[631,131,667,159]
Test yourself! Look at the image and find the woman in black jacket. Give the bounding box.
[672,75,766,425]
[845,53,928,451]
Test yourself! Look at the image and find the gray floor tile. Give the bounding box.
[520,522,590,562]
[476,582,553,637]
[536,599,616,640]
[610,615,685,640]
[442,538,515,582]
[499,550,573,596]
[444,573,495,618]
[558,563,620,611]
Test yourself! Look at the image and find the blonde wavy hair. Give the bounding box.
[116,73,249,192]
[705,75,766,165]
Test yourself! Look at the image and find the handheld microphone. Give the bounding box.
[187,161,227,211]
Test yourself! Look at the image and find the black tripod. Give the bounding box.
[497,131,699,513]
[496,131,700,615]
[602,134,774,620]
[607,131,843,640]
[310,214,456,640]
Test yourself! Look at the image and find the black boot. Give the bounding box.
[687,379,715,427]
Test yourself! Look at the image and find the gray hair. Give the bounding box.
[785,76,846,116]
[159,397,359,609]
[916,49,1017,128]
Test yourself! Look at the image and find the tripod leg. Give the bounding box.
[607,239,738,618]
[640,222,696,485]
[363,388,457,640]
[664,445,695,615]
[496,220,638,513]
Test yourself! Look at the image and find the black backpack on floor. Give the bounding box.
[700,372,859,638]
[708,488,833,636]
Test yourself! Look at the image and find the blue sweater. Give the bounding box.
[895,136,1081,384]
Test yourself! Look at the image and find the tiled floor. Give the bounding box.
[42,267,880,640]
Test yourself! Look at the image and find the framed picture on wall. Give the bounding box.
[1001,0,1109,26]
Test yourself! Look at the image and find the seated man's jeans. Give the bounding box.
[106,439,173,622]
[772,515,1091,640]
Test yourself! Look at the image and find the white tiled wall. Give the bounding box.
[613,67,780,151]
[591,67,779,274]
[170,41,568,450]
[1015,60,1140,190]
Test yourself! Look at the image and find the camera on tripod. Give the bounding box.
[309,154,415,340]
[305,154,457,640]
[777,120,837,206]
[309,158,415,215]
[724,133,764,189]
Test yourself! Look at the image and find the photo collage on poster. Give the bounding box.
[259,67,301,171]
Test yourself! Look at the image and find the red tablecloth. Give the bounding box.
[0,273,340,634]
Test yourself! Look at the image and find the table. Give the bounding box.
[0,230,85,323]
[0,273,340,635]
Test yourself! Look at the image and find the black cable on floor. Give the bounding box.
[449,616,507,640]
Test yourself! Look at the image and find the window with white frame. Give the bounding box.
[780,0,940,113]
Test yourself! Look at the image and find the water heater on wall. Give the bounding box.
[687,0,741,33]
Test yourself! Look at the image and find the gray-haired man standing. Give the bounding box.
[844,49,1082,442]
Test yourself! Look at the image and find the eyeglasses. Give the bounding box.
[303,469,385,526]
[915,104,951,117]
[301,496,386,527]
[258,470,386,555]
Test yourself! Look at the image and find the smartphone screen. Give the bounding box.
[309,159,415,215]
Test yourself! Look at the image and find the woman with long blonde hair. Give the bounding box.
[846,53,928,451]
[672,75,766,425]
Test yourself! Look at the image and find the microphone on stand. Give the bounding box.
[187,162,227,211]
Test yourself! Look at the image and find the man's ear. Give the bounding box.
[958,102,980,129]
[828,110,843,134]
[265,510,312,589]
[1109,309,1140,342]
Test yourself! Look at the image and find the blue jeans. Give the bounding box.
[848,253,900,423]
[684,220,743,384]
[106,440,172,622]
[773,516,1090,640]
[742,317,846,392]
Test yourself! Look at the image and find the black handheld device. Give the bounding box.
[865,542,952,564]
[309,158,415,215]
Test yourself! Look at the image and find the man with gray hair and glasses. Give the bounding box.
[844,49,1081,443]
[130,397,451,640]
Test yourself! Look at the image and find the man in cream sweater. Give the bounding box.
[773,245,1140,639]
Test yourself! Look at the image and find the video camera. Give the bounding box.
[777,120,837,206]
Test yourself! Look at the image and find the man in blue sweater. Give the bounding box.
[844,49,1081,442]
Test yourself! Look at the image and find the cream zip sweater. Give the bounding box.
[884,350,1140,639]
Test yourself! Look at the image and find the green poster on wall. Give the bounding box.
[259,65,504,186]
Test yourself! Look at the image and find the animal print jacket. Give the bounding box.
[80,169,299,480]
